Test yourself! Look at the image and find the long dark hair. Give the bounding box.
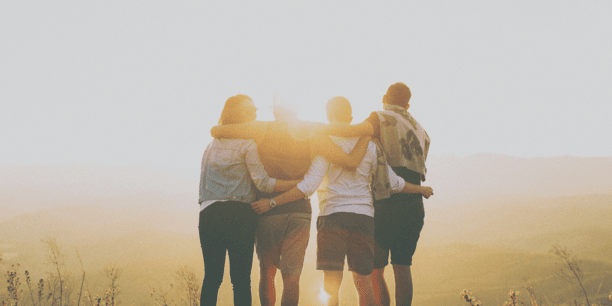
[218,94,256,125]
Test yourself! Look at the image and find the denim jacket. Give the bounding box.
[199,139,276,211]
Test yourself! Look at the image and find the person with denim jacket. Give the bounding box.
[210,96,371,306]
[198,94,301,306]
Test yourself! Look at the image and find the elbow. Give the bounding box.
[253,178,273,193]
[301,190,312,200]
[344,164,357,171]
[297,186,313,199]
[338,159,357,171]
[263,181,276,193]
[210,126,221,138]
[345,159,361,171]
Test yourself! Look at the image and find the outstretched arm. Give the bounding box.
[310,135,371,171]
[210,121,268,143]
[251,155,328,215]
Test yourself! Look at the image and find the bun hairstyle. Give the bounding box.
[218,94,255,125]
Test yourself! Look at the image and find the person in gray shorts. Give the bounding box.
[252,97,433,306]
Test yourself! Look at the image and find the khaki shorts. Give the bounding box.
[255,212,311,275]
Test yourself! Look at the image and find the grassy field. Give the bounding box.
[2,194,611,305]
[2,157,611,305]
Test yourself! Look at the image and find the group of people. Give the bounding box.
[198,82,433,306]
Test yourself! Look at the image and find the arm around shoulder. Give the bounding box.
[310,135,371,171]
[210,121,268,142]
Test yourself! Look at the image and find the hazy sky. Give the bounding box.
[2,1,611,172]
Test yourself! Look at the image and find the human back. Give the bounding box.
[198,94,264,306]
[257,120,311,180]
[197,94,305,306]
[256,103,314,217]
[199,94,270,209]
[316,136,377,216]
[375,106,429,178]
[371,83,429,306]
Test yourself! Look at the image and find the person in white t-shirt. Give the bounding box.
[251,97,433,306]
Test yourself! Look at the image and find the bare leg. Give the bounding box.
[371,267,389,306]
[259,265,277,306]
[281,273,300,306]
[352,272,375,306]
[323,270,343,306]
[392,264,413,306]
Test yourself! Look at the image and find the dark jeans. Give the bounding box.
[373,167,425,268]
[199,201,257,306]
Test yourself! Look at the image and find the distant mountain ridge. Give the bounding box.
[424,153,612,206]
[0,164,198,219]
[422,193,612,262]
[2,154,611,218]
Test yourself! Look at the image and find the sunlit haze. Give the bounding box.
[2,2,612,306]
[2,1,611,172]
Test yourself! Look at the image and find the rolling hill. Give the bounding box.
[2,154,612,305]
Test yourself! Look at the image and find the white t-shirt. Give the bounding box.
[296,137,406,218]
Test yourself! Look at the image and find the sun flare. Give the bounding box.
[318,285,331,306]
[271,90,326,123]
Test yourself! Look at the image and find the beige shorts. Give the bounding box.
[255,212,311,275]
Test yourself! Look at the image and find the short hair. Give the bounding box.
[218,94,254,125]
[385,82,412,108]
[326,96,352,123]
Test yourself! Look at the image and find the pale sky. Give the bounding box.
[2,1,611,173]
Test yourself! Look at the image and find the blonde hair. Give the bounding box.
[326,96,352,123]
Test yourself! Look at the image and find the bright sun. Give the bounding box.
[318,285,331,305]
[269,90,327,123]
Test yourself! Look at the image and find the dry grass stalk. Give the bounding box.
[41,238,65,306]
[150,285,175,306]
[549,245,592,306]
[74,247,94,306]
[102,263,122,306]
[522,279,539,306]
[5,264,23,306]
[460,289,481,306]
[174,267,200,306]
[24,271,38,306]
